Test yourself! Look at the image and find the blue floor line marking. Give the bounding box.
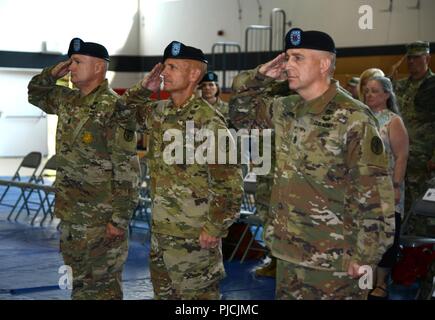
[2,285,61,295]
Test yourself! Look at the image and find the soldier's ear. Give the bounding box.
[319,56,331,76]
[190,67,201,84]
[94,60,106,75]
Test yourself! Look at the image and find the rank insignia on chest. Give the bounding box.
[124,129,134,142]
[82,132,93,144]
[371,136,383,155]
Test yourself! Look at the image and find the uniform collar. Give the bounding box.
[170,94,195,109]
[201,97,221,106]
[166,94,197,117]
[304,79,338,115]
[79,79,109,106]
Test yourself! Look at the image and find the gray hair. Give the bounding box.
[370,76,400,115]
[328,53,336,76]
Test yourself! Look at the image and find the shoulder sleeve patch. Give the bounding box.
[370,136,383,155]
[124,129,134,142]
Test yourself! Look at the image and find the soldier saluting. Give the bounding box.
[119,41,242,299]
[230,28,395,299]
[28,38,140,300]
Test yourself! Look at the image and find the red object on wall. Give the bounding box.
[113,88,126,95]
[113,88,170,100]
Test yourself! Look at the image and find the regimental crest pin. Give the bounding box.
[82,132,93,144]
[73,38,81,52]
[290,30,301,46]
[171,42,181,56]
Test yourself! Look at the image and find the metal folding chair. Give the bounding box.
[8,155,56,225]
[129,160,152,240]
[0,151,42,212]
[30,155,57,225]
[228,173,267,263]
[400,180,435,300]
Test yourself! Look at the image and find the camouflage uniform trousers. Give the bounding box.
[276,259,368,300]
[149,232,225,300]
[59,221,129,300]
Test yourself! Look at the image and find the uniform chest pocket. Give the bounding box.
[76,120,107,154]
[297,123,345,183]
[302,121,343,158]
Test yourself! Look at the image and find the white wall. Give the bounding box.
[0,69,48,157]
[0,0,140,55]
[139,0,435,55]
[1,0,434,157]
[1,0,434,56]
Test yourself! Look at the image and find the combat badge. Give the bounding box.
[82,131,93,144]
[124,129,134,142]
[371,136,383,155]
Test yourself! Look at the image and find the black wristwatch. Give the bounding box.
[393,182,400,189]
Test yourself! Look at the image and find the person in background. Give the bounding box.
[358,68,385,101]
[345,76,360,99]
[363,76,409,299]
[199,71,229,123]
[390,41,434,213]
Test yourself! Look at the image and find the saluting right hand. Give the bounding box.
[389,55,406,80]
[141,63,165,92]
[51,59,72,79]
[259,52,287,80]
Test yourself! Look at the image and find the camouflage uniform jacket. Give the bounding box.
[230,68,395,271]
[394,69,435,164]
[394,69,434,129]
[28,66,140,230]
[120,84,243,239]
[205,98,229,124]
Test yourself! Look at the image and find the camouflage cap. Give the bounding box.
[163,41,208,64]
[347,77,360,87]
[200,71,218,83]
[67,38,110,62]
[406,41,430,56]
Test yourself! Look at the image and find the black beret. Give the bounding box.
[163,41,208,64]
[200,71,218,83]
[285,28,336,54]
[67,38,110,62]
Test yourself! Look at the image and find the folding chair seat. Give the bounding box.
[0,151,42,212]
